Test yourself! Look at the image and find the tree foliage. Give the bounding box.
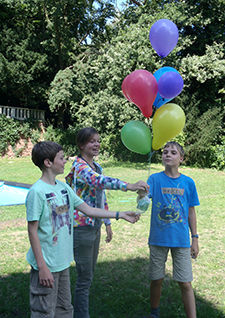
[47,0,225,167]
[0,0,224,168]
[0,0,115,109]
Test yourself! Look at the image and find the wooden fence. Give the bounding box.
[0,105,45,121]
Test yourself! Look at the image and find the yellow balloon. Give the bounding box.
[152,103,185,150]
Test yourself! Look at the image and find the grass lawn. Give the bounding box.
[0,157,225,317]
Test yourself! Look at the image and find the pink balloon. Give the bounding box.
[122,70,158,118]
[122,75,132,102]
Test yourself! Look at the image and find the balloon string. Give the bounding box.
[146,118,154,178]
[147,151,154,178]
[157,58,164,108]
[156,97,165,108]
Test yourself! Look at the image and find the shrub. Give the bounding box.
[0,115,42,155]
[43,125,77,157]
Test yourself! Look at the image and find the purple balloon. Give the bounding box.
[153,66,179,108]
[149,19,179,58]
[158,71,183,99]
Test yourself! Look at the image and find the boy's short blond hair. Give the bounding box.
[164,141,184,157]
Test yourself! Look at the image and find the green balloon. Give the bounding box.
[121,121,152,154]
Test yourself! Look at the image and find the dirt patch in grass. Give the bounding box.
[0,218,26,230]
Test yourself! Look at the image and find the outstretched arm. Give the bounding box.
[28,221,54,288]
[73,161,128,190]
[69,160,149,192]
[76,202,140,224]
[127,181,149,192]
[188,206,199,259]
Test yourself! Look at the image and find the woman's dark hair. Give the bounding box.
[76,127,99,153]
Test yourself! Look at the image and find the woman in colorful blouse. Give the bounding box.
[66,127,149,318]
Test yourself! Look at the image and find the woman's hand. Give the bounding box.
[127,181,149,192]
[105,224,113,243]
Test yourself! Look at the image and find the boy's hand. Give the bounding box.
[39,265,55,288]
[127,181,149,192]
[191,238,199,259]
[120,211,140,223]
[137,189,149,200]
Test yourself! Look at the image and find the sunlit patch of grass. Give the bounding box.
[0,159,225,317]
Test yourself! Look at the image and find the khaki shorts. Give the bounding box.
[29,267,73,318]
[149,245,193,283]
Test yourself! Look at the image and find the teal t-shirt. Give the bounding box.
[26,179,83,272]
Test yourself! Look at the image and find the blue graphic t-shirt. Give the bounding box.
[147,172,200,248]
[26,179,83,272]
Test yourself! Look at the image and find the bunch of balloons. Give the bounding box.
[121,19,185,153]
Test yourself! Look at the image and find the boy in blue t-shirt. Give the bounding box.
[26,141,139,318]
[141,141,200,318]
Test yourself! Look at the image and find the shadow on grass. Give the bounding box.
[0,272,30,318]
[73,257,224,318]
[1,257,224,318]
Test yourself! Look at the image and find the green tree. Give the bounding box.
[48,0,225,166]
[0,0,116,112]
[0,0,50,108]
[1,0,224,168]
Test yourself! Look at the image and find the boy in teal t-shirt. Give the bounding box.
[26,141,139,318]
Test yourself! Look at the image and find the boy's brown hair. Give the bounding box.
[32,141,63,170]
[164,141,184,157]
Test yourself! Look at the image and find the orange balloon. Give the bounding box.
[152,103,185,150]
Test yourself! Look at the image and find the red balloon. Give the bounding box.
[122,70,158,118]
[122,75,132,102]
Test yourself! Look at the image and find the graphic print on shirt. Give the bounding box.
[156,185,187,229]
[45,189,72,245]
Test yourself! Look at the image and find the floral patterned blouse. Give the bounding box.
[65,157,128,227]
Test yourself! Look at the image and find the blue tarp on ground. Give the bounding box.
[0,181,30,206]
